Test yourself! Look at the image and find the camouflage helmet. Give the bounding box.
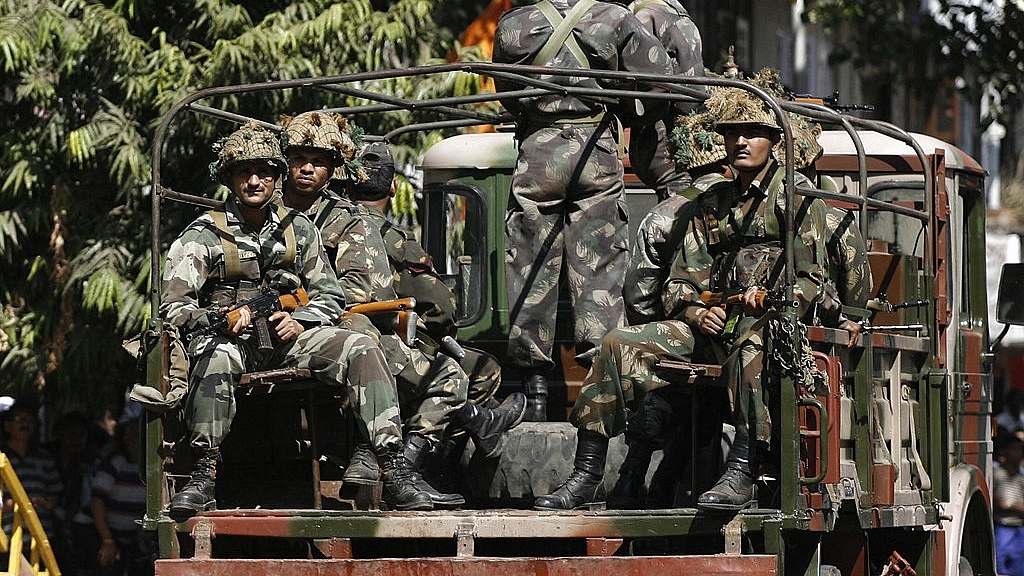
[281,111,360,171]
[208,121,286,185]
[670,108,727,172]
[710,67,785,135]
[778,113,823,170]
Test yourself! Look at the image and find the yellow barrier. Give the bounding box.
[0,453,60,576]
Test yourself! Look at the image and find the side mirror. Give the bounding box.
[998,263,1024,326]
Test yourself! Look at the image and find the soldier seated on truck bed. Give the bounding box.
[279,111,526,509]
[536,81,861,512]
[161,122,432,517]
[347,141,527,462]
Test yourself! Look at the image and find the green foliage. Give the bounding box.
[803,0,1023,126]
[0,0,486,411]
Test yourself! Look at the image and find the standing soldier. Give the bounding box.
[626,0,705,201]
[162,122,432,518]
[492,0,674,421]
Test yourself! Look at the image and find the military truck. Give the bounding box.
[141,63,1005,575]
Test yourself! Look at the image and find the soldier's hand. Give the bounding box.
[219,305,250,336]
[270,311,304,342]
[741,286,766,316]
[841,319,861,348]
[698,306,727,335]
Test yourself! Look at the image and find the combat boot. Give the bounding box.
[606,441,654,509]
[377,446,433,511]
[404,434,465,508]
[534,430,608,510]
[696,436,756,512]
[522,373,548,422]
[342,443,380,486]
[454,393,527,458]
[169,448,219,520]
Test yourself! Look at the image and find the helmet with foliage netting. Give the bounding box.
[710,68,785,134]
[281,111,365,182]
[670,107,727,172]
[208,121,287,185]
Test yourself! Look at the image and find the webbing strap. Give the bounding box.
[630,0,666,13]
[533,0,594,70]
[210,211,243,281]
[209,205,296,281]
[276,205,297,270]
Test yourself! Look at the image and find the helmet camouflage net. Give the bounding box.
[280,111,366,182]
[670,106,727,172]
[208,121,287,185]
[779,112,823,169]
[710,67,785,134]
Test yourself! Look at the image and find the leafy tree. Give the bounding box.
[803,0,1022,129]
[0,0,492,413]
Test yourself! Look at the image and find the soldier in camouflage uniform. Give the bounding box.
[279,111,468,508]
[605,108,734,509]
[492,0,674,421]
[534,105,733,511]
[348,142,528,462]
[659,85,851,511]
[625,0,704,201]
[161,122,432,518]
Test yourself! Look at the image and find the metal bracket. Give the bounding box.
[191,518,213,559]
[723,516,744,556]
[456,521,476,557]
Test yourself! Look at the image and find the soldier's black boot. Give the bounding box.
[606,441,654,509]
[523,373,548,422]
[696,435,756,512]
[342,443,380,486]
[404,434,465,508]
[534,430,609,510]
[169,448,219,520]
[378,445,434,511]
[454,393,527,458]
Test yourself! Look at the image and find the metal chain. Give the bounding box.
[768,313,827,394]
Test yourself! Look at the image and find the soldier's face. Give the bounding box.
[286,147,333,196]
[723,125,780,174]
[228,161,277,208]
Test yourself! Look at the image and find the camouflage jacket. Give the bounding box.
[823,205,872,322]
[361,206,458,339]
[624,172,729,325]
[629,0,702,75]
[160,197,345,332]
[492,0,674,120]
[303,191,396,305]
[662,161,841,326]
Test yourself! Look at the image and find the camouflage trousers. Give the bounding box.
[722,315,771,445]
[570,320,697,438]
[505,121,628,370]
[184,326,403,452]
[379,333,469,443]
[570,316,772,445]
[460,346,502,406]
[628,117,692,202]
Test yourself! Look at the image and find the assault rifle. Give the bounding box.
[791,90,875,112]
[700,289,798,309]
[185,288,310,352]
[344,297,419,347]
